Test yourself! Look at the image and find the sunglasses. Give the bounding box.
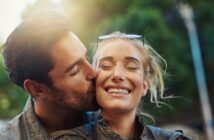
[98,34,143,40]
[97,33,145,49]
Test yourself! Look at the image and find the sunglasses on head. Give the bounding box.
[97,33,144,48]
[98,34,143,40]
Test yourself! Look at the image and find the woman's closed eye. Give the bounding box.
[99,61,113,70]
[126,61,140,71]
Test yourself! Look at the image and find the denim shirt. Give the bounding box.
[51,116,191,140]
[0,98,91,140]
[0,98,49,140]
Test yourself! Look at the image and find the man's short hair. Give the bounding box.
[1,10,72,88]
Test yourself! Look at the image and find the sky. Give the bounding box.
[0,0,61,43]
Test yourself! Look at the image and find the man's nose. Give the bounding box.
[85,61,98,80]
[112,65,125,82]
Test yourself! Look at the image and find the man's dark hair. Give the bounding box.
[1,10,71,88]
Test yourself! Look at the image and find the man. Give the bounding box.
[0,10,98,139]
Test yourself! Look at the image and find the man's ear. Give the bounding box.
[23,79,44,98]
[142,81,148,97]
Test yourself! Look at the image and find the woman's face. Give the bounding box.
[95,39,148,114]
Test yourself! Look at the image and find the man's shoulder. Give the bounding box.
[0,122,11,136]
[0,114,25,140]
[147,125,192,140]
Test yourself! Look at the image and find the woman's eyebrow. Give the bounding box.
[99,56,114,62]
[124,56,141,63]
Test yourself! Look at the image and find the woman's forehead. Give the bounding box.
[98,39,142,54]
[96,40,142,61]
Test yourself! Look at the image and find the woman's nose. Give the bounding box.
[112,65,125,82]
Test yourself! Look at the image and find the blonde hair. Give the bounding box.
[93,31,168,106]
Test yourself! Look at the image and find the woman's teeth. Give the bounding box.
[107,88,129,94]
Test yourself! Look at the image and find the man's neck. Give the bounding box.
[101,110,136,139]
[34,100,77,134]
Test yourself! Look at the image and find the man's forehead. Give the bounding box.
[52,32,86,51]
[68,32,87,52]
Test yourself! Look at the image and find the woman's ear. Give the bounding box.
[142,81,148,97]
[23,79,44,98]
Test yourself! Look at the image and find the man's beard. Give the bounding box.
[49,84,99,111]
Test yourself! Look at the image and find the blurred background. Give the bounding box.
[0,0,213,139]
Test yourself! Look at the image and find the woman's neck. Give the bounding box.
[101,110,136,139]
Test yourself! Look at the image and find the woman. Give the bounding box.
[52,32,191,140]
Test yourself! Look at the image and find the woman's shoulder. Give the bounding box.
[146,125,192,140]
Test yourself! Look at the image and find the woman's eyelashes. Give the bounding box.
[99,60,140,71]
[125,61,140,71]
[99,61,113,70]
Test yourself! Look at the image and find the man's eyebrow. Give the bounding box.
[64,59,80,73]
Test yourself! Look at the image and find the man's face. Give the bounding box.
[45,32,98,111]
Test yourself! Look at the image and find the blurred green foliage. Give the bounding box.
[0,0,213,125]
[0,55,28,118]
[62,0,214,124]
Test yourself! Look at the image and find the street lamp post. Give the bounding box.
[176,2,214,140]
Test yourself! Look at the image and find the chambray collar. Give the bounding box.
[96,115,155,140]
[23,98,50,140]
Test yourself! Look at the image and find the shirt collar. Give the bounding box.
[96,115,155,140]
[23,98,49,140]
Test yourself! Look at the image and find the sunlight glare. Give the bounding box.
[0,0,37,42]
[51,0,62,4]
